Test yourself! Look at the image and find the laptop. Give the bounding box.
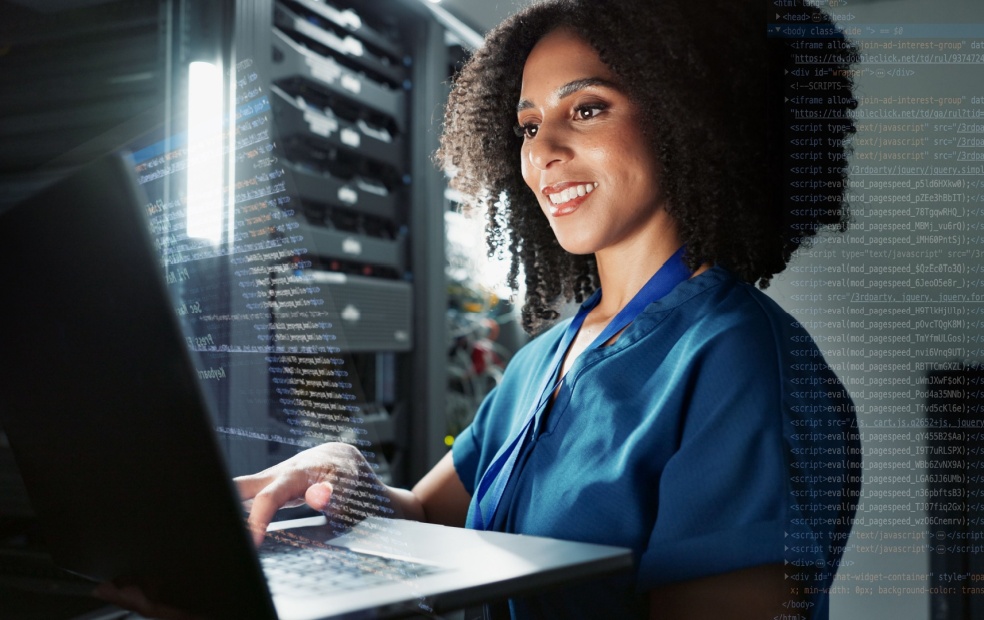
[0,155,632,619]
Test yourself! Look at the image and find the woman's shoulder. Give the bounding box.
[508,315,573,365]
[629,265,834,380]
[639,265,795,344]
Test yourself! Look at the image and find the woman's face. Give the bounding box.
[518,28,670,257]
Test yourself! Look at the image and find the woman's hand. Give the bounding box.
[234,442,392,547]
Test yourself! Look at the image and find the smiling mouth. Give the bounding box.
[547,182,598,206]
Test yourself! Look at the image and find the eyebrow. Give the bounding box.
[516,77,621,112]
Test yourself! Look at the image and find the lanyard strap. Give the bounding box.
[467,245,692,530]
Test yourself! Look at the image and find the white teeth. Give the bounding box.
[548,182,598,205]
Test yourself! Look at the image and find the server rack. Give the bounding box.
[252,0,465,485]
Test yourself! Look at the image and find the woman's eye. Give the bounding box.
[514,123,539,139]
[575,104,605,120]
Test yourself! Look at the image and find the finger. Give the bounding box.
[233,473,270,502]
[236,473,308,508]
[305,481,333,512]
[246,478,304,547]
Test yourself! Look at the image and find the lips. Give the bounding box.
[543,182,598,206]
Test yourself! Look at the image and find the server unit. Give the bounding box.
[269,0,413,355]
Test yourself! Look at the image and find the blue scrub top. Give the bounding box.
[453,266,860,619]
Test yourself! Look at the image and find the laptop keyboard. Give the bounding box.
[259,532,446,597]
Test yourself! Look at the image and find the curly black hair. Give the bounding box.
[437,0,858,333]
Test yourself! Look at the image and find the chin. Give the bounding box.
[546,217,606,256]
[551,234,599,256]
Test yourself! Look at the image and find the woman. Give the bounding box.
[123,1,861,618]
[239,1,861,617]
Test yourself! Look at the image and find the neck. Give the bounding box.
[592,228,685,317]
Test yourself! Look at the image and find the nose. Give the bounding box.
[527,127,571,171]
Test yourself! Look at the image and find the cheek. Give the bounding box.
[605,134,660,196]
[520,147,537,190]
[519,155,549,217]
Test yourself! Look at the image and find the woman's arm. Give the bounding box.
[404,451,471,527]
[235,444,471,545]
[648,563,796,620]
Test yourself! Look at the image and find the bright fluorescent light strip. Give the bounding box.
[186,61,224,245]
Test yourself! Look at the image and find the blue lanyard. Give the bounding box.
[467,245,692,530]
